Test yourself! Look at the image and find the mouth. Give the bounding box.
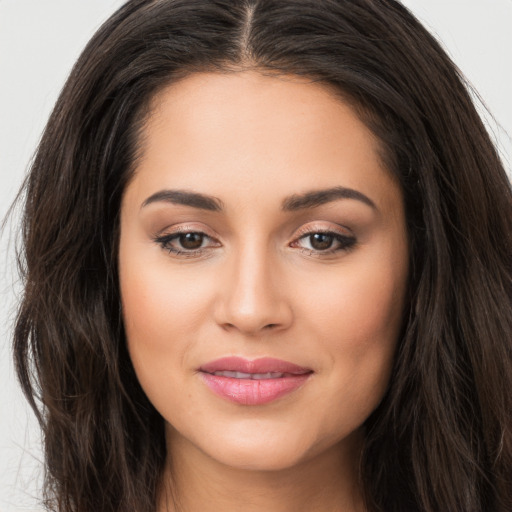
[207,371,300,379]
[198,357,313,405]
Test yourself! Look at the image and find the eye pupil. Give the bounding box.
[310,233,334,250]
[179,233,204,250]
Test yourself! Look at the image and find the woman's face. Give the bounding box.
[119,71,409,471]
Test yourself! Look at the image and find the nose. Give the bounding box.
[213,246,293,335]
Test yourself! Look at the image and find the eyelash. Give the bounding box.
[153,227,356,258]
[291,228,356,256]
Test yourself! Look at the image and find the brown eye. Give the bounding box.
[309,233,334,250]
[179,232,204,250]
[291,229,357,255]
[154,229,221,257]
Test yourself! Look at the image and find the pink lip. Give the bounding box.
[199,357,313,405]
[200,357,311,375]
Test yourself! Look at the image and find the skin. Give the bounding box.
[119,71,409,512]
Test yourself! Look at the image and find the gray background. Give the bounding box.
[1,1,511,510]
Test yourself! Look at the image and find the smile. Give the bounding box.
[210,371,292,379]
[199,357,313,405]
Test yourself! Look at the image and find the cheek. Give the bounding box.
[299,257,406,349]
[296,247,407,420]
[118,245,215,396]
[120,215,218,334]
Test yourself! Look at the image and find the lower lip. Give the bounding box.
[199,373,311,405]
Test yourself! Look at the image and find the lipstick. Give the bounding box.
[199,357,312,405]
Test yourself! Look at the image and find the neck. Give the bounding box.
[158,427,365,512]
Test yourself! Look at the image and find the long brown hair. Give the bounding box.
[13,1,512,511]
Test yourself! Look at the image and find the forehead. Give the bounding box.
[128,71,400,213]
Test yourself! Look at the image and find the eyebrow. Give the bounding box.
[282,186,376,211]
[141,189,223,211]
[141,186,376,212]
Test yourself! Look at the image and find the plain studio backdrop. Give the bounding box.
[0,1,511,511]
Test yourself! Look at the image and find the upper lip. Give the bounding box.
[199,357,312,375]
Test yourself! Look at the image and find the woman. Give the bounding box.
[13,0,512,511]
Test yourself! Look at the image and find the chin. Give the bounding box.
[188,418,354,473]
[168,417,320,472]
[207,440,310,472]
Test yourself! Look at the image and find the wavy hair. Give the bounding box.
[13,0,512,511]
